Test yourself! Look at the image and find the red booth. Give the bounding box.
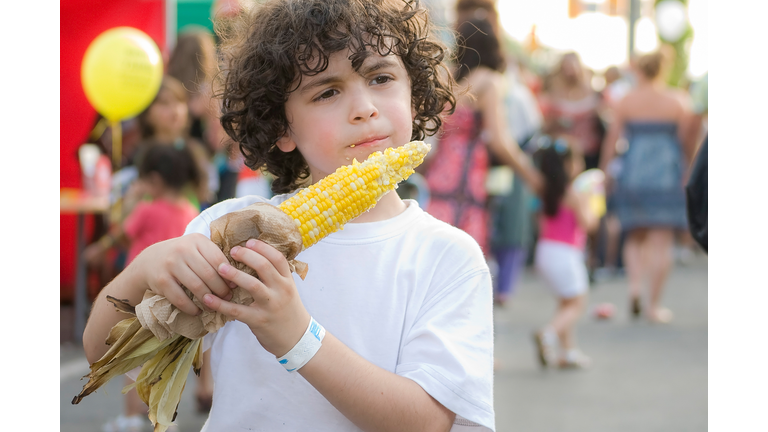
[61,0,168,302]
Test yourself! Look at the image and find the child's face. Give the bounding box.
[277,48,415,181]
[147,88,188,139]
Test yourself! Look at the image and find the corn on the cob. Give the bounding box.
[73,141,431,431]
[279,140,430,248]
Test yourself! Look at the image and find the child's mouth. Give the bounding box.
[350,136,388,148]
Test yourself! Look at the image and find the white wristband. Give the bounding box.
[277,317,326,372]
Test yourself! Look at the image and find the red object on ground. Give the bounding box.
[60,0,167,301]
[592,303,616,320]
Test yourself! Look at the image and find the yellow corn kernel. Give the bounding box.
[278,141,430,249]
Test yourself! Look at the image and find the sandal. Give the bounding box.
[631,297,641,319]
[533,330,557,368]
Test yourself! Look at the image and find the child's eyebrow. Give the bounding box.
[299,75,342,95]
[299,57,400,95]
[358,57,400,76]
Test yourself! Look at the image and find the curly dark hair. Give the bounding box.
[215,0,456,194]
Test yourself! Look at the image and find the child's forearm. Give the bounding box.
[298,332,455,432]
[82,259,148,364]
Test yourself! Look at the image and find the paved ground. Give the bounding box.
[61,254,707,432]
[492,255,707,432]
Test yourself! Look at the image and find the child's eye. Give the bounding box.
[371,75,392,85]
[314,89,338,102]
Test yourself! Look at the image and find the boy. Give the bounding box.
[83,1,495,430]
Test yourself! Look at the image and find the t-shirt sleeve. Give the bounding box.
[395,267,495,432]
[183,208,213,238]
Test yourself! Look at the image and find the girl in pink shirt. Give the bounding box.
[86,144,203,267]
[502,135,601,369]
[122,144,202,265]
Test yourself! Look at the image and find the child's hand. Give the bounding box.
[201,239,311,358]
[132,233,235,316]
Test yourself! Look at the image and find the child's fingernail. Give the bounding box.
[246,239,257,248]
[203,294,214,305]
[218,263,230,274]
[230,246,240,255]
[224,292,233,301]
[228,281,237,289]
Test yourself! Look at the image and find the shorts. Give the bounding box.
[534,239,589,299]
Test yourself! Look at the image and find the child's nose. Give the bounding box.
[349,90,378,122]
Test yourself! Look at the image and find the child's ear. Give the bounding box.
[276,134,297,153]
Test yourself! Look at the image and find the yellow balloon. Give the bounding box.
[81,27,163,121]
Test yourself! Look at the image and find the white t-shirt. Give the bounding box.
[184,193,495,431]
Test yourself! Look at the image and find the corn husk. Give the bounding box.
[72,203,304,432]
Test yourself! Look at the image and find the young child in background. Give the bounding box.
[123,76,215,214]
[83,1,496,431]
[86,144,203,432]
[501,135,600,369]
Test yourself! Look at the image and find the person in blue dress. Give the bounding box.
[598,51,697,324]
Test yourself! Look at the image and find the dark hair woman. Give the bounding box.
[422,16,524,256]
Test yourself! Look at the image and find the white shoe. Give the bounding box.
[558,349,592,369]
[101,414,149,432]
[533,328,558,368]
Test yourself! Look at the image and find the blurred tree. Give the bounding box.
[655,0,693,87]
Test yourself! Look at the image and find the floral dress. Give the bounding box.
[424,105,490,255]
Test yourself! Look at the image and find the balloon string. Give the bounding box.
[111,120,122,170]
[110,120,122,224]
[89,117,108,142]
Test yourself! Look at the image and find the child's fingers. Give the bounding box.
[244,240,292,278]
[172,263,222,309]
[193,240,234,299]
[202,292,253,322]
[229,244,284,287]
[153,273,201,316]
[216,261,271,304]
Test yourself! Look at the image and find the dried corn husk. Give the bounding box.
[72,203,303,432]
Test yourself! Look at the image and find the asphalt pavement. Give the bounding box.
[61,254,707,432]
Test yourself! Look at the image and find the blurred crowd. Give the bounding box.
[78,0,707,430]
[413,0,707,370]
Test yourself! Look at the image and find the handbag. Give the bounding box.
[685,135,707,252]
